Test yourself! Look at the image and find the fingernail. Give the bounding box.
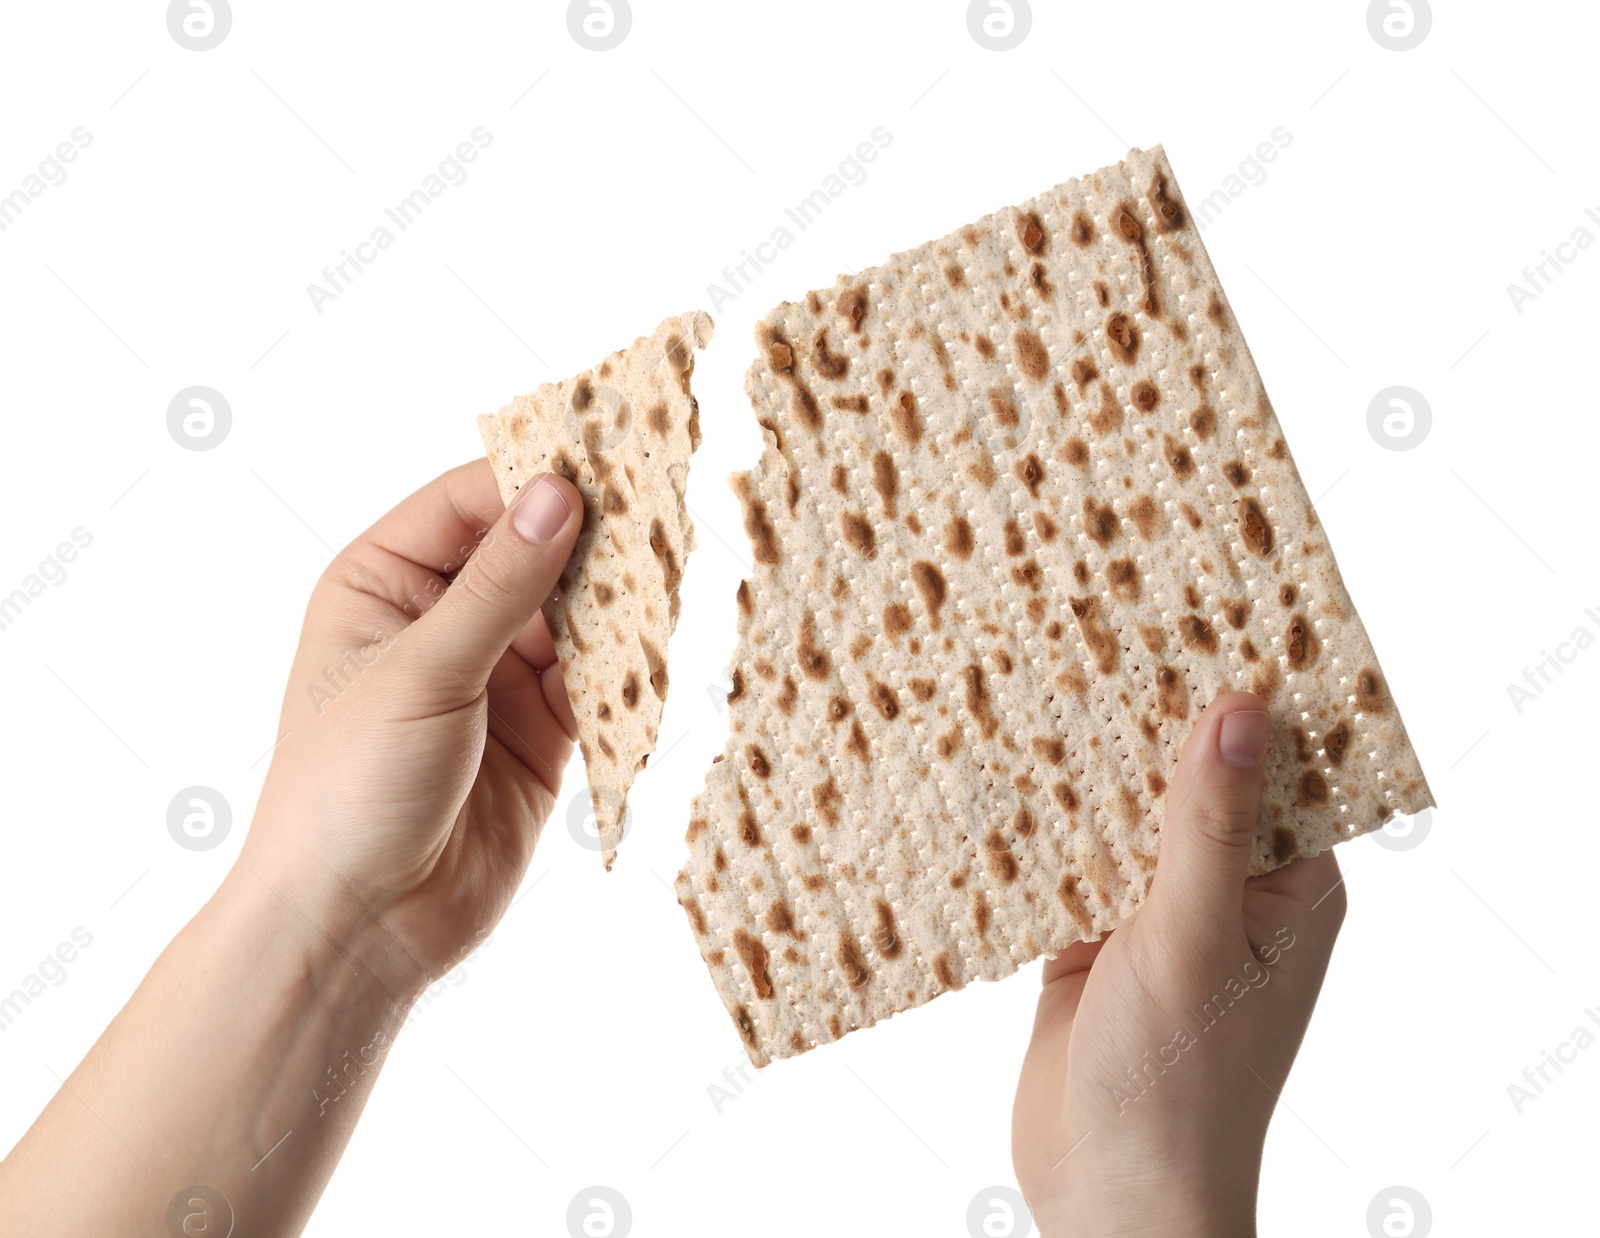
[1218,709,1270,769]
[513,475,572,544]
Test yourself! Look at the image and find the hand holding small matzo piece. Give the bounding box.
[0,461,587,1235]
[246,460,586,982]
[1012,693,1346,1238]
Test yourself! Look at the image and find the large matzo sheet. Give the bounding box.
[676,147,1431,1065]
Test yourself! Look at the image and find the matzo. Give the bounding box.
[479,311,713,868]
[676,147,1431,1065]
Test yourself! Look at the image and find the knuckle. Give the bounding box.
[454,551,519,612]
[311,556,354,607]
[313,546,384,607]
[1185,801,1258,852]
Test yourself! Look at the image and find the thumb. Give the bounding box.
[400,473,582,704]
[1150,691,1271,929]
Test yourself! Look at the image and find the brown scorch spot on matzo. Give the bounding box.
[675,147,1433,1066]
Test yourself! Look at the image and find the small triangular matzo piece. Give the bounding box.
[480,311,713,868]
[676,148,1432,1065]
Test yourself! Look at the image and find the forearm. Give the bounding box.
[0,860,422,1237]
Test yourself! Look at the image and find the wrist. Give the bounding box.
[219,846,432,1014]
[1031,1163,1257,1238]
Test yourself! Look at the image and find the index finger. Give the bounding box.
[354,459,507,577]
[321,460,509,629]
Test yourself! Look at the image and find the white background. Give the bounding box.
[0,1,1594,1234]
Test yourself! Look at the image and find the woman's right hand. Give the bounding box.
[1012,692,1348,1237]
